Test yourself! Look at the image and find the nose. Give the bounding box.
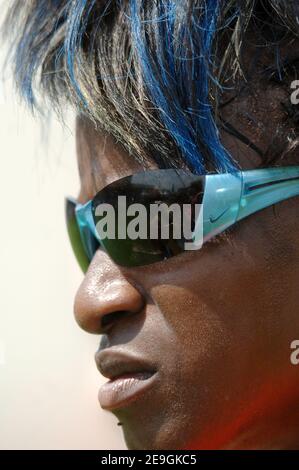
[73,251,145,334]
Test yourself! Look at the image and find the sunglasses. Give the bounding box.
[65,167,299,272]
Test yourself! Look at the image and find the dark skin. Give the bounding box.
[73,42,299,449]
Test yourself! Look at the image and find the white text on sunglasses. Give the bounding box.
[94,196,203,250]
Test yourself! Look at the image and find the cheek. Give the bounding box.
[144,221,299,447]
[185,205,297,334]
[148,280,259,449]
[149,267,254,383]
[145,206,296,358]
[150,283,230,357]
[149,281,241,416]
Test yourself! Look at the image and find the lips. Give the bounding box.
[95,350,158,410]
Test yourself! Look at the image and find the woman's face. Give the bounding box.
[73,98,299,449]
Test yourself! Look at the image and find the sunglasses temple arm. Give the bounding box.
[236,166,299,222]
[196,166,299,244]
[198,172,243,243]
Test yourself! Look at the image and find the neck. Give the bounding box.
[224,414,299,450]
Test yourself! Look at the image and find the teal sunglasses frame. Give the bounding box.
[65,166,299,272]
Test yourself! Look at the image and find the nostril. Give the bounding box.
[101,310,133,331]
[74,267,145,334]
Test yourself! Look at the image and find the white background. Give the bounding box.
[0,20,126,449]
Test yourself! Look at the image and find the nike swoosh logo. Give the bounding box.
[209,207,230,224]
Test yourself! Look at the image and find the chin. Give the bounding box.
[113,410,195,450]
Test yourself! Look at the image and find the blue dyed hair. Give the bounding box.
[3,0,299,173]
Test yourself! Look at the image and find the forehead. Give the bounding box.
[76,116,157,203]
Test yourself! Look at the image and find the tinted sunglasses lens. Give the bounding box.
[65,198,90,273]
[92,170,205,267]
